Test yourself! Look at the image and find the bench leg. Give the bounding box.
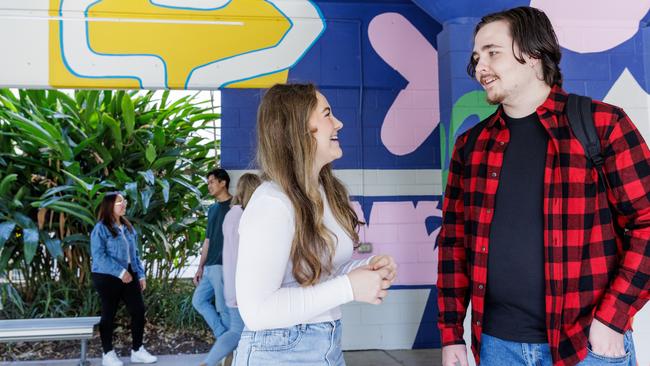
[79,339,88,366]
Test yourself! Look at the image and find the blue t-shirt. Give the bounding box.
[205,199,231,265]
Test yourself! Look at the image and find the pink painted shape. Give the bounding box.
[351,200,441,285]
[531,0,650,53]
[368,12,440,156]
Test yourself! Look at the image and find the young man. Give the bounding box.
[437,6,649,366]
[193,168,232,340]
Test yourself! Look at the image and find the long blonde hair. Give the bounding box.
[231,173,262,209]
[256,83,361,286]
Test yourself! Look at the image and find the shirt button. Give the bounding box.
[481,246,486,252]
[490,172,497,178]
[478,284,484,290]
[499,141,505,146]
[476,321,481,326]
[486,209,492,214]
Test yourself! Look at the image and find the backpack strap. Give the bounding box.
[566,94,627,236]
[566,94,604,169]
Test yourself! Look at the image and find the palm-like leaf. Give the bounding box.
[0,88,217,318]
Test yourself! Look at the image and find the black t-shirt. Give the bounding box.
[205,198,231,266]
[483,111,548,343]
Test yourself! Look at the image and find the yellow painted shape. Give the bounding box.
[49,0,139,89]
[89,0,291,89]
[50,0,291,89]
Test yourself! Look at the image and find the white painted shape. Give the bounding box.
[60,0,167,88]
[228,169,443,197]
[0,0,49,11]
[341,288,431,350]
[334,169,364,186]
[186,0,324,89]
[341,323,383,350]
[603,68,650,145]
[360,302,425,325]
[150,0,230,9]
[0,15,48,88]
[380,323,423,349]
[633,307,650,365]
[340,305,362,326]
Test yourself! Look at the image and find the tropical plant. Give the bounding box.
[0,89,218,318]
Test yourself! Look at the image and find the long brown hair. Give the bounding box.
[98,192,134,237]
[256,83,361,286]
[231,173,262,209]
[467,6,563,87]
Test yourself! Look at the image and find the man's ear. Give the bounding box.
[527,54,540,67]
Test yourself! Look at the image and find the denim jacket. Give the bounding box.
[90,222,145,279]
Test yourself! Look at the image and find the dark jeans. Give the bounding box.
[92,266,145,353]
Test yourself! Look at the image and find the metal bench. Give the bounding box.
[0,316,100,365]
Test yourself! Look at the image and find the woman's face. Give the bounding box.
[309,91,343,171]
[113,194,127,218]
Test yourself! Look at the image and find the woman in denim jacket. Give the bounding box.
[90,192,157,366]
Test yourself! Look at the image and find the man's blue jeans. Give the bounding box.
[480,330,636,366]
[192,264,230,337]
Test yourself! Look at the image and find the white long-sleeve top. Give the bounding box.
[236,181,373,331]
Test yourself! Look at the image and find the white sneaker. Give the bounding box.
[131,346,158,364]
[102,350,123,366]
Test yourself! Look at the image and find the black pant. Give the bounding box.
[92,266,145,353]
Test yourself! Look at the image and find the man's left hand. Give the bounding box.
[588,318,625,357]
[140,278,147,291]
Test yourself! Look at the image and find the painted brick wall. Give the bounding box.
[220,2,650,361]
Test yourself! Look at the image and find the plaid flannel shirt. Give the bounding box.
[437,86,650,366]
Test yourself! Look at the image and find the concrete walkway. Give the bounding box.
[0,350,441,366]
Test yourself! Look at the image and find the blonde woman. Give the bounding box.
[234,83,397,365]
[200,173,262,366]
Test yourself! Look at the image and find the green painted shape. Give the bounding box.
[440,90,497,191]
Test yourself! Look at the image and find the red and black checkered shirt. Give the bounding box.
[437,86,650,366]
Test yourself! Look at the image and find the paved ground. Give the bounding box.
[0,349,442,366]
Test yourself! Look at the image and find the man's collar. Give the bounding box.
[485,85,567,129]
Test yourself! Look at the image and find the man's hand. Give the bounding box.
[139,278,147,291]
[193,266,204,286]
[442,344,469,366]
[589,318,625,357]
[121,271,133,284]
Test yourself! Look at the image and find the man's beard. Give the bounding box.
[486,90,504,105]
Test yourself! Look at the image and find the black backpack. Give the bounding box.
[463,94,605,183]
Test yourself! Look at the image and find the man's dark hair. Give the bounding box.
[467,6,563,87]
[207,168,230,190]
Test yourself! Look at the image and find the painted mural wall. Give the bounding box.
[1,0,649,363]
[220,1,650,361]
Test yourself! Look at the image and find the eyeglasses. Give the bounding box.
[115,199,128,206]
